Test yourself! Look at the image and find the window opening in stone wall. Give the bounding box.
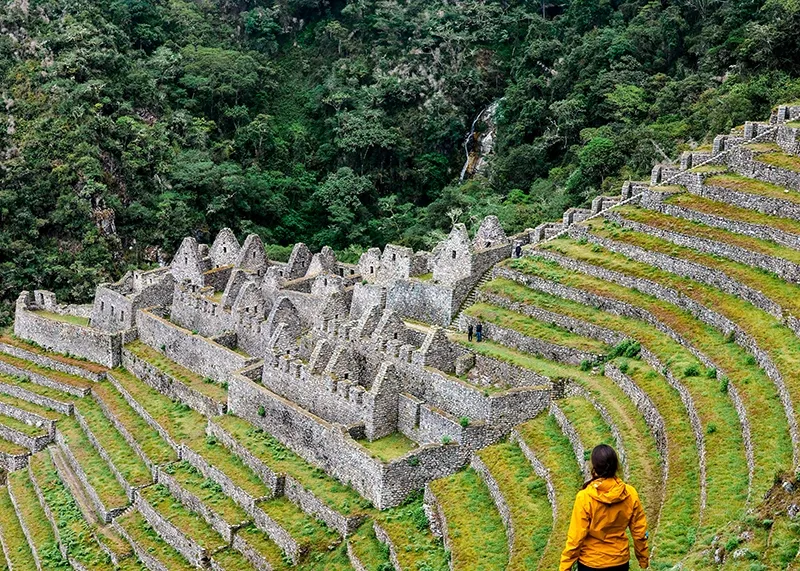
[120,310,124,322]
[101,301,104,311]
[392,253,396,261]
[393,332,398,340]
[252,251,256,259]
[223,246,227,253]
[324,278,328,286]
[452,250,456,259]
[111,306,115,316]
[344,373,349,380]
[184,256,188,264]
[370,266,374,274]
[485,241,491,247]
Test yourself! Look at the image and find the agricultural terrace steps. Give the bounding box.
[573,224,796,332]
[530,248,800,469]
[469,453,515,563]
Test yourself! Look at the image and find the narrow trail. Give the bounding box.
[49,446,100,526]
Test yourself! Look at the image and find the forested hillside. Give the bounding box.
[2,0,800,323]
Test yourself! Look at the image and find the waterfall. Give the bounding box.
[459,100,501,182]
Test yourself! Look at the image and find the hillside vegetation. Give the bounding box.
[3,0,800,321]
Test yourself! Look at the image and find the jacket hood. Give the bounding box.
[586,477,629,505]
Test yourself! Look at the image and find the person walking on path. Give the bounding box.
[467,323,474,342]
[560,444,649,571]
[475,322,483,342]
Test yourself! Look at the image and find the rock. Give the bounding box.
[738,530,754,542]
[788,503,800,519]
[783,480,795,493]
[714,546,725,564]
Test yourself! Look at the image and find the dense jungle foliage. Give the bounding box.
[3,0,800,322]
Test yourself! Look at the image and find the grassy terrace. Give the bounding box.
[705,172,800,205]
[31,310,90,327]
[357,431,418,462]
[0,373,75,407]
[234,526,289,570]
[116,509,195,571]
[617,202,800,266]
[689,164,726,173]
[591,215,800,319]
[0,485,37,570]
[111,368,269,499]
[666,191,800,237]
[429,467,508,570]
[372,492,449,571]
[75,398,152,488]
[162,461,249,525]
[559,396,615,472]
[0,412,48,437]
[516,414,584,570]
[58,416,130,511]
[93,378,177,465]
[214,414,372,516]
[29,452,116,569]
[0,335,107,374]
[0,438,27,457]
[0,353,92,393]
[464,302,611,354]
[755,147,800,172]
[259,496,340,555]
[125,340,227,402]
[7,468,68,568]
[0,392,61,420]
[140,484,228,552]
[210,546,259,570]
[542,236,800,477]
[477,441,552,570]
[347,523,392,570]
[494,262,791,500]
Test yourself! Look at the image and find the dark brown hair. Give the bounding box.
[582,444,619,489]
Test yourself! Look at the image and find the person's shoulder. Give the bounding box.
[624,482,641,501]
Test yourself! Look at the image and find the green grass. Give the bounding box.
[0,412,47,437]
[0,437,27,456]
[58,416,129,511]
[705,172,800,205]
[541,236,800,482]
[429,468,508,571]
[116,509,196,571]
[0,353,91,394]
[496,260,791,500]
[125,340,227,402]
[757,149,800,172]
[689,164,727,173]
[258,496,339,554]
[666,191,800,238]
[234,525,289,569]
[31,310,90,327]
[618,202,800,266]
[161,461,249,525]
[744,142,782,153]
[214,415,372,515]
[0,485,37,570]
[0,335,107,374]
[210,547,257,570]
[188,433,272,499]
[465,303,611,354]
[7,467,69,569]
[347,522,392,570]
[477,441,552,570]
[515,414,584,571]
[29,451,116,569]
[559,396,615,470]
[373,492,449,571]
[140,484,227,551]
[592,214,800,321]
[357,432,418,462]
[92,377,177,465]
[0,392,61,420]
[75,398,152,487]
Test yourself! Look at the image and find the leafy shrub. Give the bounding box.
[441,435,453,444]
[684,364,701,377]
[257,405,266,417]
[609,339,640,359]
[706,367,717,379]
[580,359,592,371]
[459,416,470,427]
[719,377,729,393]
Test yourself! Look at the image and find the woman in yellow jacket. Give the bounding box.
[560,444,650,571]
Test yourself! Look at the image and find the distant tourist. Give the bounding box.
[514,243,522,258]
[467,323,474,342]
[560,444,649,571]
[475,322,482,342]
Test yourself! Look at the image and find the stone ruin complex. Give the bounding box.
[2,104,800,569]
